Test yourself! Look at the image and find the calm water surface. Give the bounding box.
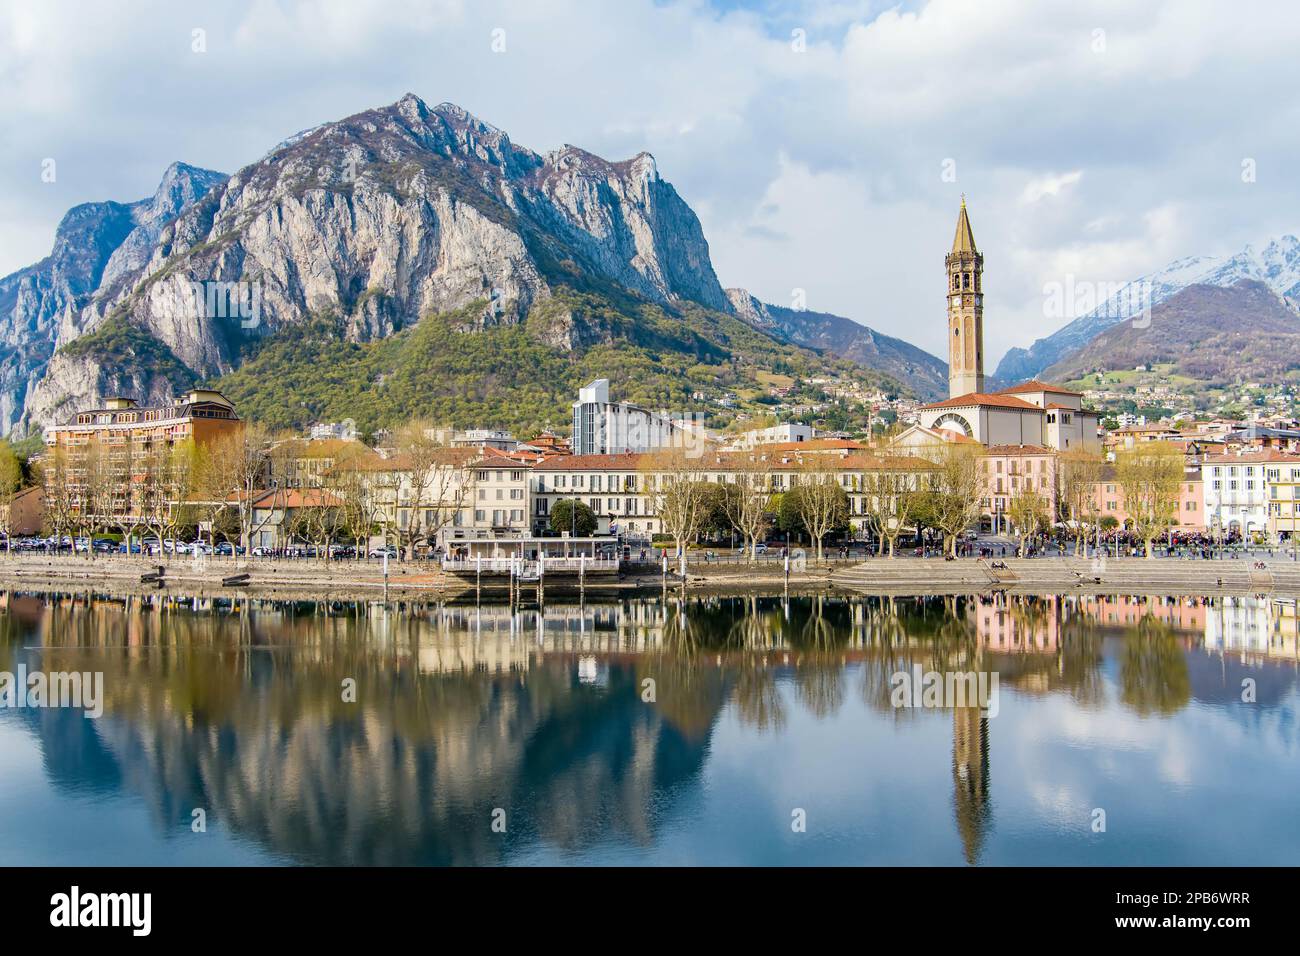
[0,590,1296,866]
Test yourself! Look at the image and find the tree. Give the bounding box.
[327,446,383,558]
[39,451,75,552]
[721,454,773,561]
[1115,441,1183,558]
[202,423,280,555]
[793,454,850,561]
[860,460,929,557]
[1006,487,1048,556]
[641,447,710,556]
[1059,449,1105,555]
[288,493,344,559]
[389,422,472,560]
[549,498,598,537]
[930,445,983,556]
[0,440,25,552]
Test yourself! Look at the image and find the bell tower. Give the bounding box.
[946,196,984,398]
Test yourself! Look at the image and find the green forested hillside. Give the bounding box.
[212,291,894,436]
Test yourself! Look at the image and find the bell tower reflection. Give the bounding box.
[952,703,990,864]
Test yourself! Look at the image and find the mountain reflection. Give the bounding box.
[0,589,1296,866]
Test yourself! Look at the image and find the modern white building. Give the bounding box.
[571,379,679,456]
[309,421,358,441]
[733,422,814,448]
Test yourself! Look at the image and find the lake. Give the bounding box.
[0,589,1296,866]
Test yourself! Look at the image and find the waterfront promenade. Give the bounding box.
[2,552,1299,599]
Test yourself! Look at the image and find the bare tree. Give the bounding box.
[930,444,984,557]
[794,454,850,562]
[325,445,382,559]
[1116,441,1183,558]
[1059,449,1105,555]
[861,459,929,557]
[721,453,773,561]
[640,447,710,558]
[39,451,75,553]
[389,422,471,560]
[1006,486,1048,556]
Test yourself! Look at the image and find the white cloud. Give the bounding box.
[1021,171,1083,205]
[2,0,1298,368]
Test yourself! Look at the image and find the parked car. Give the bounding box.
[368,547,397,559]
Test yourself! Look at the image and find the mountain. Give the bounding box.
[13,95,908,435]
[996,236,1300,383]
[1043,279,1300,384]
[725,288,947,399]
[0,162,226,432]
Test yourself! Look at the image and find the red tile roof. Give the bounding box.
[534,453,648,471]
[996,379,1082,397]
[248,489,343,508]
[921,392,1039,410]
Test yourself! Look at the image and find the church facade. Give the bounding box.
[916,200,1102,455]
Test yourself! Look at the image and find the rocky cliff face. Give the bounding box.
[726,288,948,399]
[23,349,187,432]
[0,162,225,433]
[11,95,734,433]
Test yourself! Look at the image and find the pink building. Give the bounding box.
[980,444,1058,533]
[1092,466,1204,530]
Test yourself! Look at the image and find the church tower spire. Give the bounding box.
[946,196,985,397]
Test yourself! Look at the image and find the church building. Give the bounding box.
[914,199,1102,455]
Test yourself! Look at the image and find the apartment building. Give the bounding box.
[464,459,532,537]
[344,449,533,547]
[531,449,935,540]
[1202,451,1300,537]
[571,379,680,455]
[44,389,243,526]
[532,453,648,536]
[980,444,1059,532]
[1093,466,1204,530]
[1264,458,1300,541]
[731,423,814,449]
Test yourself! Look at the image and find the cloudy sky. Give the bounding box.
[3,0,1297,365]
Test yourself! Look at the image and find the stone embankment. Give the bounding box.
[1,554,1295,601]
[830,556,1299,595]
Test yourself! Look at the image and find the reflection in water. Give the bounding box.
[0,590,1297,866]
